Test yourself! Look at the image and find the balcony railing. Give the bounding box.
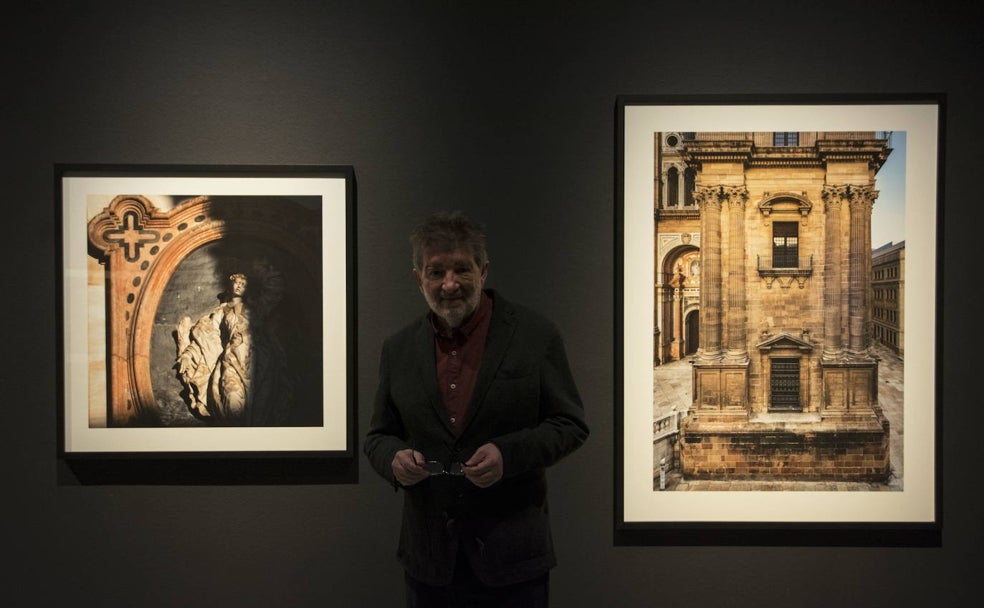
[656,206,700,220]
[757,254,813,274]
[757,254,813,288]
[816,131,881,140]
[689,131,890,145]
[653,410,683,442]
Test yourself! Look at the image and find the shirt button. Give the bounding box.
[450,383,456,389]
[450,417,456,424]
[451,350,457,356]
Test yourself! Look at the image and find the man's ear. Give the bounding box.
[412,267,423,290]
[480,261,489,283]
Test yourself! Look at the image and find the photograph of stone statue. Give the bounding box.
[174,268,292,425]
[650,130,906,492]
[85,193,324,429]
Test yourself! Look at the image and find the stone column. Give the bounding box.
[847,185,875,354]
[821,185,846,360]
[674,285,684,354]
[673,165,683,208]
[724,186,749,363]
[655,282,665,362]
[667,263,684,359]
[695,186,723,362]
[660,168,668,208]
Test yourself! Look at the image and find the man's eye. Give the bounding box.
[426,270,443,279]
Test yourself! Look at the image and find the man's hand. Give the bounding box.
[463,443,503,488]
[391,448,430,487]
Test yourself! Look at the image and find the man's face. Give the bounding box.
[414,247,488,330]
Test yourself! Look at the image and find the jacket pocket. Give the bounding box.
[474,505,554,566]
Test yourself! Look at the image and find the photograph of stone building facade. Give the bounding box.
[654,131,896,486]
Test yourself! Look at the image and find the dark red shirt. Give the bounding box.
[430,291,493,435]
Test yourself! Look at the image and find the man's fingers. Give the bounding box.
[463,443,503,487]
[392,448,429,486]
[464,451,485,467]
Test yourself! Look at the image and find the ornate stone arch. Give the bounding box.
[656,240,701,362]
[656,233,701,285]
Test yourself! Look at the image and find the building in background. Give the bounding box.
[872,240,905,358]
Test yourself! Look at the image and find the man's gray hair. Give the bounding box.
[410,211,488,270]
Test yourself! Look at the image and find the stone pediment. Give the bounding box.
[756,332,814,352]
[758,192,812,217]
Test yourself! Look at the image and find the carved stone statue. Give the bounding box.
[669,260,685,289]
[174,262,293,426]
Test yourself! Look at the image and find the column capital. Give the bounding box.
[848,184,877,209]
[821,184,848,209]
[695,185,723,210]
[723,185,749,208]
[695,184,747,209]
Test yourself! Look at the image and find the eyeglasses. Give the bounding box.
[422,461,465,476]
[412,445,465,476]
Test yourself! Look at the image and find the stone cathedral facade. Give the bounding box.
[655,131,892,482]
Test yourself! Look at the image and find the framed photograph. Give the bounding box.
[615,95,943,545]
[57,164,357,484]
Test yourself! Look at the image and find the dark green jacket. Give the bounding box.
[364,290,589,587]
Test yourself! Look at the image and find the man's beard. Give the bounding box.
[430,292,479,329]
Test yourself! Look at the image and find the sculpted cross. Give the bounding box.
[104,210,159,262]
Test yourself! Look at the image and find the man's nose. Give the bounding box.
[441,271,460,290]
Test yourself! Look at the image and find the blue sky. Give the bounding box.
[871,131,906,249]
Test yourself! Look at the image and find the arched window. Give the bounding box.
[667,167,679,206]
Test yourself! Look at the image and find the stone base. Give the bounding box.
[680,410,890,482]
[821,358,880,421]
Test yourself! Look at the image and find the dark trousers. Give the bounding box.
[405,558,549,608]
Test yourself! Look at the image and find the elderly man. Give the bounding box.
[365,211,589,607]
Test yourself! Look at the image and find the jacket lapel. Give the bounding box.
[413,316,455,435]
[461,292,516,435]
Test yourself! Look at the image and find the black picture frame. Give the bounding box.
[614,94,944,545]
[56,164,357,484]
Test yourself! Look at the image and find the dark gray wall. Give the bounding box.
[5,1,980,605]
